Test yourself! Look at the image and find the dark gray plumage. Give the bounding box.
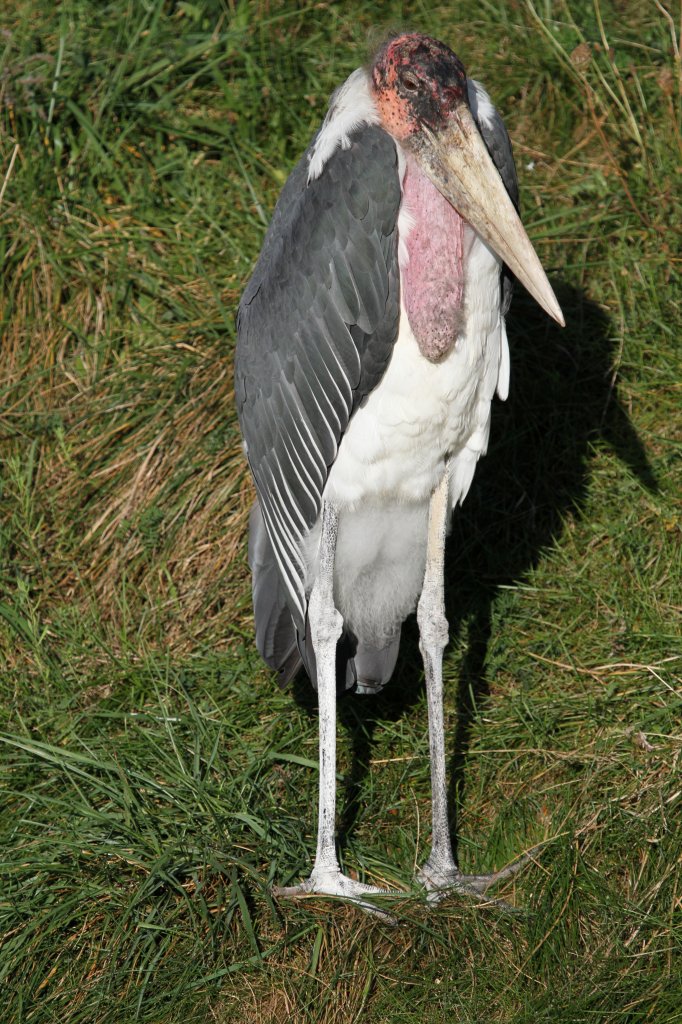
[236,126,402,683]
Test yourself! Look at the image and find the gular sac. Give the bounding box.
[401,155,466,361]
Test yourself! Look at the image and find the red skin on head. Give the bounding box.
[370,36,417,140]
[371,76,413,141]
[370,33,468,141]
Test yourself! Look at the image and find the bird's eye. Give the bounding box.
[403,74,419,92]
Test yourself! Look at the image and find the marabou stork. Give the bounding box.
[235,33,564,911]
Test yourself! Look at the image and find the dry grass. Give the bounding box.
[0,1,680,1022]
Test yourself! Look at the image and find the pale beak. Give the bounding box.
[416,106,565,327]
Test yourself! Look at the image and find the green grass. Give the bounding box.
[1,0,680,1021]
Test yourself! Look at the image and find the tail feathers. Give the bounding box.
[353,634,401,695]
[298,625,401,695]
[248,501,401,694]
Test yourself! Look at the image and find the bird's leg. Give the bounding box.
[273,501,394,916]
[415,471,457,895]
[416,470,535,904]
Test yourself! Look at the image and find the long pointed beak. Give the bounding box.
[417,107,564,326]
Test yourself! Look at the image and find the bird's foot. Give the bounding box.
[418,846,540,907]
[272,866,399,920]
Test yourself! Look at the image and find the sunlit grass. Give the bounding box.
[1,1,680,1021]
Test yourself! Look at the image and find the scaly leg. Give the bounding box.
[273,501,395,916]
[416,470,535,903]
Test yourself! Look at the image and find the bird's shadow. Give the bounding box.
[292,284,657,867]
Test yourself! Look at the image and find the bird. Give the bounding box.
[235,32,564,912]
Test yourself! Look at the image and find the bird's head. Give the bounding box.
[371,34,468,141]
[370,34,564,327]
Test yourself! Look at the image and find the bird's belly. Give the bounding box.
[331,499,430,645]
[327,314,469,504]
[314,236,506,642]
[322,308,488,640]
[326,285,502,504]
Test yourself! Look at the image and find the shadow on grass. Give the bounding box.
[292,283,657,864]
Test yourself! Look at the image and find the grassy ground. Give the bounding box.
[1,0,680,1021]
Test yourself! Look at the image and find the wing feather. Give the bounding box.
[236,125,402,630]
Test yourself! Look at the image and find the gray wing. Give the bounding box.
[235,125,402,633]
[467,79,519,315]
[247,501,302,684]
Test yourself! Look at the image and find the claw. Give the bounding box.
[418,844,543,907]
[272,868,400,921]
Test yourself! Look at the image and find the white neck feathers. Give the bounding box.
[307,68,381,183]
